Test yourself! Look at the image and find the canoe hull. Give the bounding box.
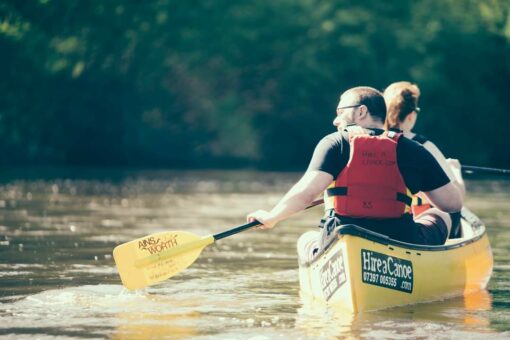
[298,211,493,313]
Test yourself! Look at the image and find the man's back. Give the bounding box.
[308,128,452,243]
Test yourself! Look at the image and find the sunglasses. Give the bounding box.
[336,104,362,114]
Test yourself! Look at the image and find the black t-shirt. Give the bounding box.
[307,128,450,243]
[307,129,449,194]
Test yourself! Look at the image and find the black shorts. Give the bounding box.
[413,214,449,245]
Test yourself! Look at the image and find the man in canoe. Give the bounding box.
[247,86,462,256]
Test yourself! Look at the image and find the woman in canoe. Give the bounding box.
[247,86,462,259]
[383,81,465,236]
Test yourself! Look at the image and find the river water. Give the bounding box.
[0,169,509,339]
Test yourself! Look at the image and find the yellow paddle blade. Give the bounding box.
[113,231,214,290]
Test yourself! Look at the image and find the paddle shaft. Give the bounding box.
[462,165,510,175]
[214,199,324,240]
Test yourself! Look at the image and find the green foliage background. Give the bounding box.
[1,0,509,169]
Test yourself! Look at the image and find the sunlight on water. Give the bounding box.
[0,171,509,338]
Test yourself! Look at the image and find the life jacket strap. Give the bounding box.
[327,187,412,206]
[415,196,423,205]
[326,187,347,196]
[396,192,413,206]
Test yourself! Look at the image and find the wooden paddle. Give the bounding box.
[462,165,510,175]
[113,199,324,290]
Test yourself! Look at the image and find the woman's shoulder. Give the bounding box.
[400,133,449,166]
[402,132,444,155]
[410,133,429,145]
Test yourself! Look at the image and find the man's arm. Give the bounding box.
[247,170,334,229]
[423,182,463,213]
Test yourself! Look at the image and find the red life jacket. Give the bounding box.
[325,126,413,219]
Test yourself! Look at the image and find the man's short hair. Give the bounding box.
[342,86,387,123]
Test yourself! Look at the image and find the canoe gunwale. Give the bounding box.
[336,223,485,251]
[300,207,486,268]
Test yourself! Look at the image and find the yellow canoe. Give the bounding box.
[298,207,493,313]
